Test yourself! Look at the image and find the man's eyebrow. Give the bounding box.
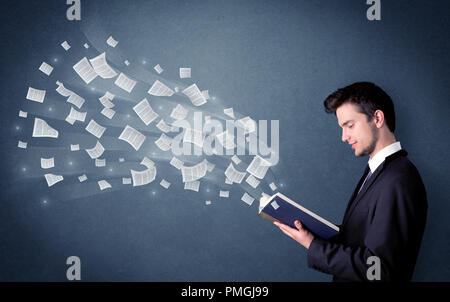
[340,120,354,127]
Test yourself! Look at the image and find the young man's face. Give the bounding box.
[336,103,378,157]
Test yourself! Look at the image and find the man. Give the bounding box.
[274,82,427,281]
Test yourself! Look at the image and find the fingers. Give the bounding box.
[294,220,303,231]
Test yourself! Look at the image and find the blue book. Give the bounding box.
[259,193,339,240]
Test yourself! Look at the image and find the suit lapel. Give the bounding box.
[342,162,386,225]
[342,165,370,223]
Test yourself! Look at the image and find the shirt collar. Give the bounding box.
[368,141,402,173]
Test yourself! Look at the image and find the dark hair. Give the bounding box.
[323,82,396,133]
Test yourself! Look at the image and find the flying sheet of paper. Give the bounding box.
[101,107,116,119]
[26,87,46,103]
[170,157,184,170]
[133,98,159,125]
[85,119,106,139]
[184,181,200,192]
[241,192,255,206]
[216,131,235,149]
[170,104,188,120]
[131,167,156,186]
[56,81,73,97]
[99,95,115,109]
[182,84,207,106]
[61,40,71,51]
[98,180,112,190]
[245,174,260,189]
[78,174,87,182]
[202,90,210,100]
[67,107,87,123]
[205,200,211,205]
[19,110,27,118]
[236,116,257,134]
[231,155,241,165]
[224,107,235,119]
[155,133,172,151]
[18,141,27,149]
[246,155,271,179]
[156,119,172,133]
[89,52,118,79]
[39,62,53,76]
[154,64,163,74]
[122,177,132,185]
[148,80,174,97]
[40,157,55,169]
[114,73,136,93]
[119,158,125,162]
[179,68,191,78]
[183,128,204,148]
[65,116,75,125]
[67,93,85,109]
[181,160,207,183]
[269,182,278,191]
[140,157,155,169]
[106,36,118,47]
[85,140,105,159]
[70,144,80,151]
[160,179,171,189]
[219,190,230,198]
[124,60,130,66]
[95,158,106,167]
[73,57,98,84]
[225,177,233,185]
[33,118,58,138]
[118,125,146,151]
[84,43,89,49]
[225,163,246,184]
[44,173,63,187]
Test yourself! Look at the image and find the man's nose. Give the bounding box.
[341,129,349,142]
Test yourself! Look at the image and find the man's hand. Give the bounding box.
[274,220,314,249]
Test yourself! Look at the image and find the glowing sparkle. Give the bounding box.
[22,167,27,172]
[212,96,216,100]
[126,114,130,118]
[109,168,113,172]
[90,87,95,91]
[152,191,156,195]
[142,60,147,65]
[48,107,52,112]
[53,58,58,62]
[206,188,210,193]
[158,106,163,110]
[16,126,20,130]
[69,161,73,165]
[43,200,47,204]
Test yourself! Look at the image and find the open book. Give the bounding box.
[259,193,339,240]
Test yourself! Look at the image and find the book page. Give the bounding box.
[148,80,174,96]
[44,173,63,187]
[184,180,200,192]
[182,83,207,106]
[67,93,85,109]
[170,104,188,120]
[85,119,106,139]
[131,167,156,186]
[246,155,271,179]
[98,180,112,190]
[106,36,118,47]
[73,57,98,84]
[114,72,136,93]
[154,64,163,74]
[133,98,159,125]
[26,87,46,103]
[101,107,116,119]
[241,192,255,206]
[181,160,207,183]
[39,62,53,76]
[170,157,184,170]
[179,68,191,78]
[89,52,117,79]
[155,133,172,151]
[40,157,55,169]
[33,118,58,138]
[85,140,105,159]
[118,125,146,151]
[224,163,246,184]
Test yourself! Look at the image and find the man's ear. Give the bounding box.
[373,110,385,128]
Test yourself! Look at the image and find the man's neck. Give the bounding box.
[369,133,396,159]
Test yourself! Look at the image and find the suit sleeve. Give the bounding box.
[307,175,426,281]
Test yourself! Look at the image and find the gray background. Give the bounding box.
[0,0,449,281]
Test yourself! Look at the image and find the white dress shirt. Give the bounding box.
[368,141,402,173]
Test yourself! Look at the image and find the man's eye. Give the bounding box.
[348,125,353,129]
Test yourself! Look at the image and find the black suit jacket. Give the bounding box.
[307,150,427,281]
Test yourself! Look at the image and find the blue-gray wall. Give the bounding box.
[1,0,449,281]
